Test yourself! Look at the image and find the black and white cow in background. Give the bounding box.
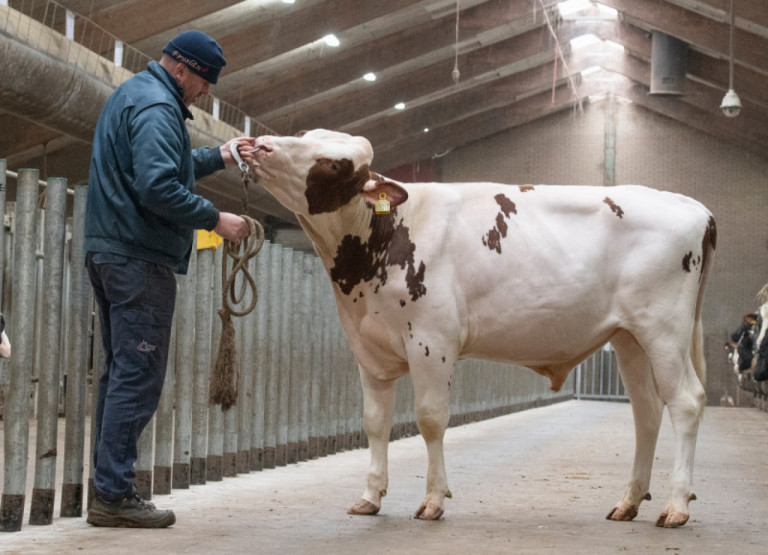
[250,129,716,528]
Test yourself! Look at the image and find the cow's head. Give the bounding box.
[0,313,10,359]
[251,129,407,217]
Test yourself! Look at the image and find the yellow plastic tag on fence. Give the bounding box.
[197,229,222,250]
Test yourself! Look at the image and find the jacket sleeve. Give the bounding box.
[192,146,225,180]
[129,103,220,231]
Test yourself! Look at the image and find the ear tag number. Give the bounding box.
[374,192,391,214]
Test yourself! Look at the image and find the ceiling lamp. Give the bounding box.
[323,34,340,47]
[363,72,377,82]
[720,0,741,117]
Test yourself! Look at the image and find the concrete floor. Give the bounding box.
[1,400,767,554]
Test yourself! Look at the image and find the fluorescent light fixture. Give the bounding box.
[423,128,430,133]
[557,0,591,17]
[323,34,340,47]
[363,72,377,82]
[581,65,601,76]
[281,0,295,3]
[570,34,600,50]
[394,102,406,110]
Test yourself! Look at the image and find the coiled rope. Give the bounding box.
[210,144,265,410]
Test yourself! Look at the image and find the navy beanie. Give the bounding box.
[162,30,226,84]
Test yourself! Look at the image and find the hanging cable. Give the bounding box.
[452,0,461,84]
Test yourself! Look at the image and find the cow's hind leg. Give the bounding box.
[607,330,664,523]
[410,363,453,520]
[650,344,705,528]
[348,369,397,516]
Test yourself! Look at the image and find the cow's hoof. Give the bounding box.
[347,498,380,516]
[655,510,689,528]
[414,502,444,520]
[606,504,638,521]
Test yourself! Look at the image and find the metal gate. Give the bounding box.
[574,344,629,401]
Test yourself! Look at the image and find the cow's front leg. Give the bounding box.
[411,363,452,520]
[348,369,397,516]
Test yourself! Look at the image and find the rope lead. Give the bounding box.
[210,144,265,410]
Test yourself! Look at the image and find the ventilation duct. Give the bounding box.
[649,31,688,95]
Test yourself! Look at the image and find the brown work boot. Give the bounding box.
[87,490,175,528]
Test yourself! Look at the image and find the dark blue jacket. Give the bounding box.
[85,61,223,274]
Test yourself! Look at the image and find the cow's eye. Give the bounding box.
[0,314,5,333]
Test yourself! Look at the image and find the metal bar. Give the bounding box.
[59,185,89,518]
[276,247,293,466]
[172,242,197,489]
[153,306,176,494]
[190,246,213,485]
[262,243,282,469]
[0,168,39,532]
[236,251,255,473]
[206,245,224,482]
[29,177,67,525]
[249,240,270,470]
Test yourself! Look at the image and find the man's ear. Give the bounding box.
[362,176,408,210]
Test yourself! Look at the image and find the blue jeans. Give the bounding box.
[86,253,176,500]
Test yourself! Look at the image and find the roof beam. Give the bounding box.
[599,0,768,72]
[372,78,601,172]
[218,0,551,121]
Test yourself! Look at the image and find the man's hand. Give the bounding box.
[214,212,250,245]
[220,137,257,167]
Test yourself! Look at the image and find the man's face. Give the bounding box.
[175,64,210,106]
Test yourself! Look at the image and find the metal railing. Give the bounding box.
[0,164,573,531]
[2,0,275,137]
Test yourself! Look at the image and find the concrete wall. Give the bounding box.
[436,96,768,407]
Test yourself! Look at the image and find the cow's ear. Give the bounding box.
[362,177,408,209]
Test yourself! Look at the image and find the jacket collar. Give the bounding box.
[148,61,194,120]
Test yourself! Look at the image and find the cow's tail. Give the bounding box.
[691,215,717,389]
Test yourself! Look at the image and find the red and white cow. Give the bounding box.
[251,129,716,527]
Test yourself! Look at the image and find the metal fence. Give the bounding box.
[574,344,628,402]
[0,164,573,532]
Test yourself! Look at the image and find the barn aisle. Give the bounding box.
[2,400,766,554]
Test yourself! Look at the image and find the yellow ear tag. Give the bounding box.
[374,192,391,214]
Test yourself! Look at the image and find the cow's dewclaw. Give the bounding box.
[347,498,380,516]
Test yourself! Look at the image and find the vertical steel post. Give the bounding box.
[222,255,240,477]
[250,241,270,470]
[262,243,282,468]
[88,301,105,508]
[153,307,176,494]
[59,185,89,518]
[29,177,68,525]
[297,254,313,461]
[206,246,224,481]
[307,257,323,459]
[172,242,197,489]
[287,255,303,464]
[190,246,214,484]
[0,169,39,532]
[236,251,255,473]
[276,247,293,466]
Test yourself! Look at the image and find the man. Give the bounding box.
[84,30,254,528]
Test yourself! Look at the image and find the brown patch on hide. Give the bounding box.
[603,197,624,219]
[305,159,370,215]
[682,251,693,273]
[519,185,535,193]
[330,211,427,301]
[482,193,517,254]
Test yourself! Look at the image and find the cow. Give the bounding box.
[0,313,10,359]
[250,129,716,528]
